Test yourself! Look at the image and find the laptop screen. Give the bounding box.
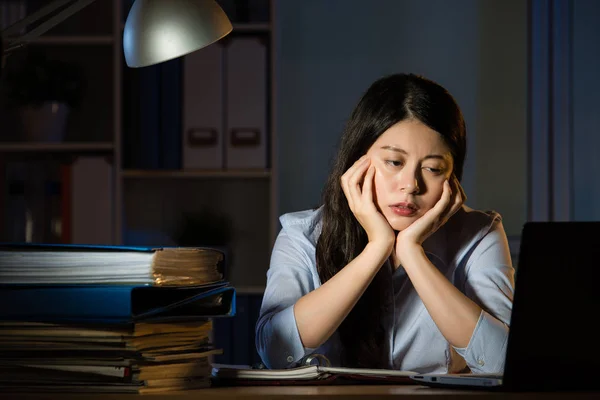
[503,221,600,391]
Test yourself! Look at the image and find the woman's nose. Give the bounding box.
[399,169,420,194]
[401,181,420,194]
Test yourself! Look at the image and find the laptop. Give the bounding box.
[411,221,600,391]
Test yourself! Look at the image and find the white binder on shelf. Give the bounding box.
[183,42,225,170]
[225,36,268,169]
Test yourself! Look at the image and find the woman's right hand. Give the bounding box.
[340,155,395,255]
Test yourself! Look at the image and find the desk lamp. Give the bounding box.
[0,0,233,75]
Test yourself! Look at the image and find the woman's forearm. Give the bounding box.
[294,242,390,349]
[402,245,481,348]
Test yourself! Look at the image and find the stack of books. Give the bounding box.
[0,243,236,394]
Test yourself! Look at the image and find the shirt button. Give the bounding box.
[287,356,294,363]
[477,358,485,366]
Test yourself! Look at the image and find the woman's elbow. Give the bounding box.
[255,316,298,369]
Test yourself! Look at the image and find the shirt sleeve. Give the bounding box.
[452,219,515,374]
[255,227,318,369]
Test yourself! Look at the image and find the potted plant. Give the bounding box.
[3,48,85,142]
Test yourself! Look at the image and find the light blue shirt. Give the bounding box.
[256,205,515,374]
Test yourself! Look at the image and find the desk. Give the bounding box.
[5,385,600,399]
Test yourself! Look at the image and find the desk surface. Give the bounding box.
[5,385,600,399]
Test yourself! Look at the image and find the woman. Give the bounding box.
[255,73,515,374]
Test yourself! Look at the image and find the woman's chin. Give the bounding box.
[387,215,418,232]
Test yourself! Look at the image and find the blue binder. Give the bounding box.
[0,282,236,323]
[0,242,224,253]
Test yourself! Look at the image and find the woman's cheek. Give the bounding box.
[431,180,446,202]
[372,169,387,209]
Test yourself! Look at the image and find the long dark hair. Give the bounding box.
[315,73,467,368]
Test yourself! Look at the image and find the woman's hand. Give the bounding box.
[340,156,395,254]
[393,175,466,267]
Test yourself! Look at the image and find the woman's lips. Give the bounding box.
[390,202,418,217]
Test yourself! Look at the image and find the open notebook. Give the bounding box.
[211,363,417,386]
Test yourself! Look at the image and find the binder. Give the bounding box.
[225,36,268,169]
[182,42,225,170]
[0,282,236,323]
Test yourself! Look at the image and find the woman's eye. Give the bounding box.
[424,167,443,174]
[385,160,404,167]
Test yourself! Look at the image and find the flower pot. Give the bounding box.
[19,101,70,142]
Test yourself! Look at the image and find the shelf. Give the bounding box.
[119,23,271,34]
[121,169,271,179]
[0,142,115,153]
[232,23,271,33]
[235,286,266,295]
[28,36,115,45]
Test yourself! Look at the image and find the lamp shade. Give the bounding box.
[123,0,233,68]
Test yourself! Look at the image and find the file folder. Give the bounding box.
[182,42,225,170]
[225,36,268,169]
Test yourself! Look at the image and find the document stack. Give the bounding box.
[0,243,236,394]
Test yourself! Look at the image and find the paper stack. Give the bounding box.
[0,243,236,393]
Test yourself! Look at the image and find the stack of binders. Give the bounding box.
[0,243,236,394]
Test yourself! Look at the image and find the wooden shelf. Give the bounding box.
[29,36,115,45]
[0,142,115,153]
[121,169,271,179]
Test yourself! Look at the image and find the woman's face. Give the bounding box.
[365,119,454,231]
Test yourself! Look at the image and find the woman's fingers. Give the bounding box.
[348,158,369,199]
[361,164,376,205]
[340,172,353,210]
[417,179,453,234]
[432,179,453,218]
[444,176,466,221]
[396,177,467,256]
[348,159,369,196]
[341,156,369,211]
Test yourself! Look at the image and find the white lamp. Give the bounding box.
[123,0,233,68]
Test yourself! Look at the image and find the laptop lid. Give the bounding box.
[503,221,600,391]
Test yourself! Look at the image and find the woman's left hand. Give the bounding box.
[393,176,466,267]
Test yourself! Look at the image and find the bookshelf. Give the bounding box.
[0,142,114,152]
[120,0,275,290]
[27,36,115,45]
[232,23,271,33]
[0,0,276,291]
[0,0,121,247]
[121,169,271,179]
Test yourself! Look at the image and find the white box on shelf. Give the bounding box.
[225,36,268,169]
[183,42,225,170]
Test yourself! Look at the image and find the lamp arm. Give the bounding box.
[2,0,97,54]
